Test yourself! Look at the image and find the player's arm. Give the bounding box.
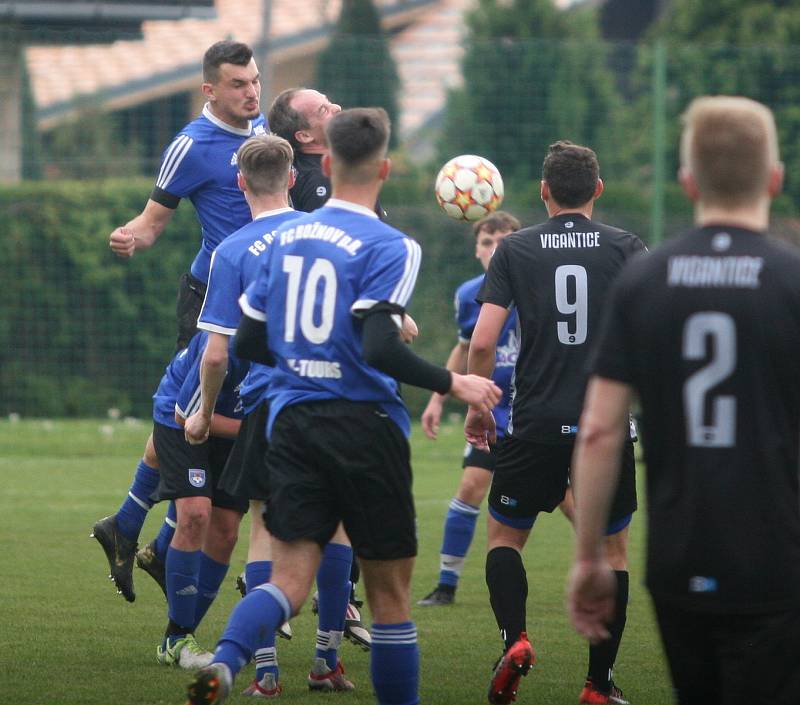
[233,314,275,366]
[109,199,174,257]
[464,303,509,448]
[175,409,241,439]
[361,309,501,414]
[567,376,632,644]
[184,332,230,445]
[421,340,468,440]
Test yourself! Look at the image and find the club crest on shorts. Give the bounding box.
[188,468,206,488]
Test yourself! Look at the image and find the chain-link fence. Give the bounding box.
[4,28,800,418]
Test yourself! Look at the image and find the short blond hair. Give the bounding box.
[237,134,293,196]
[680,96,779,207]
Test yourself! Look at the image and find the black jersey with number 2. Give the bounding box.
[478,213,645,443]
[591,225,800,613]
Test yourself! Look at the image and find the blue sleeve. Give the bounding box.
[456,284,481,343]
[240,265,269,322]
[153,133,206,199]
[198,249,244,335]
[351,236,422,317]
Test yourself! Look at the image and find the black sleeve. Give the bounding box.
[233,315,275,366]
[149,185,181,209]
[477,239,513,307]
[362,310,452,394]
[290,171,331,212]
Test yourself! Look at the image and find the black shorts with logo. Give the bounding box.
[175,272,207,352]
[488,437,637,530]
[265,399,416,561]
[152,422,247,513]
[218,400,271,502]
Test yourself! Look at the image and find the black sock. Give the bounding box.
[486,546,528,651]
[436,583,455,594]
[587,569,629,691]
[165,619,192,639]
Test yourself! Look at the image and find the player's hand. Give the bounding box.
[566,560,616,644]
[464,406,496,450]
[109,226,137,258]
[400,314,419,343]
[449,373,501,415]
[184,412,211,445]
[421,394,444,440]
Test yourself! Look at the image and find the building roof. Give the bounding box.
[27,0,441,130]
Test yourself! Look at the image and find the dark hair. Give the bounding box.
[472,211,521,237]
[541,141,599,208]
[237,134,294,196]
[202,41,254,83]
[268,88,309,152]
[326,107,390,168]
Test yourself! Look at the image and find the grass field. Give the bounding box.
[1,418,673,705]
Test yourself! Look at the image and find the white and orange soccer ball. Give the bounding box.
[434,154,504,221]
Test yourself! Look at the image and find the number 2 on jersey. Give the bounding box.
[282,255,337,344]
[682,312,736,447]
[555,264,587,345]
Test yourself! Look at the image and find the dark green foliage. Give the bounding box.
[315,0,400,146]
[439,0,626,186]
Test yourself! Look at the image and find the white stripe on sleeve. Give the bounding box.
[156,135,194,190]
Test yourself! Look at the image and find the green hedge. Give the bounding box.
[0,177,483,418]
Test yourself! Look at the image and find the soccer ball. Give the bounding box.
[434,154,504,221]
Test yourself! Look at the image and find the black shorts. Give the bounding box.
[152,422,247,513]
[175,272,207,352]
[218,401,271,502]
[488,437,637,530]
[652,599,800,705]
[265,400,416,561]
[462,441,496,471]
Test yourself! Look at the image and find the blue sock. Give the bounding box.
[166,546,202,631]
[315,543,352,669]
[439,498,480,588]
[193,553,229,631]
[115,459,159,540]
[245,560,272,593]
[371,622,420,705]
[154,501,177,562]
[213,583,292,679]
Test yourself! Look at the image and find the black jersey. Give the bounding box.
[290,152,330,212]
[478,213,644,443]
[289,151,385,217]
[592,225,800,613]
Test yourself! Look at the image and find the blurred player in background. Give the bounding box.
[93,40,265,602]
[183,107,502,705]
[466,142,645,705]
[568,96,800,705]
[417,211,521,607]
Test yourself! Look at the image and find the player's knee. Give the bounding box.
[458,472,490,505]
[143,434,159,468]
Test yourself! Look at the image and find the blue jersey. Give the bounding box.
[455,275,518,438]
[241,199,422,438]
[152,331,247,429]
[151,104,268,283]
[197,207,300,414]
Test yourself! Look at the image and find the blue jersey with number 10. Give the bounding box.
[241,199,421,439]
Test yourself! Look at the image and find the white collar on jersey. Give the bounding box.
[325,198,378,219]
[253,207,295,220]
[202,103,253,136]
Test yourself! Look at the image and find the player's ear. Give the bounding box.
[593,178,604,201]
[201,82,215,102]
[678,167,699,202]
[379,157,391,181]
[768,162,784,199]
[287,166,296,190]
[237,172,247,193]
[294,129,312,146]
[540,180,549,203]
[321,153,332,177]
